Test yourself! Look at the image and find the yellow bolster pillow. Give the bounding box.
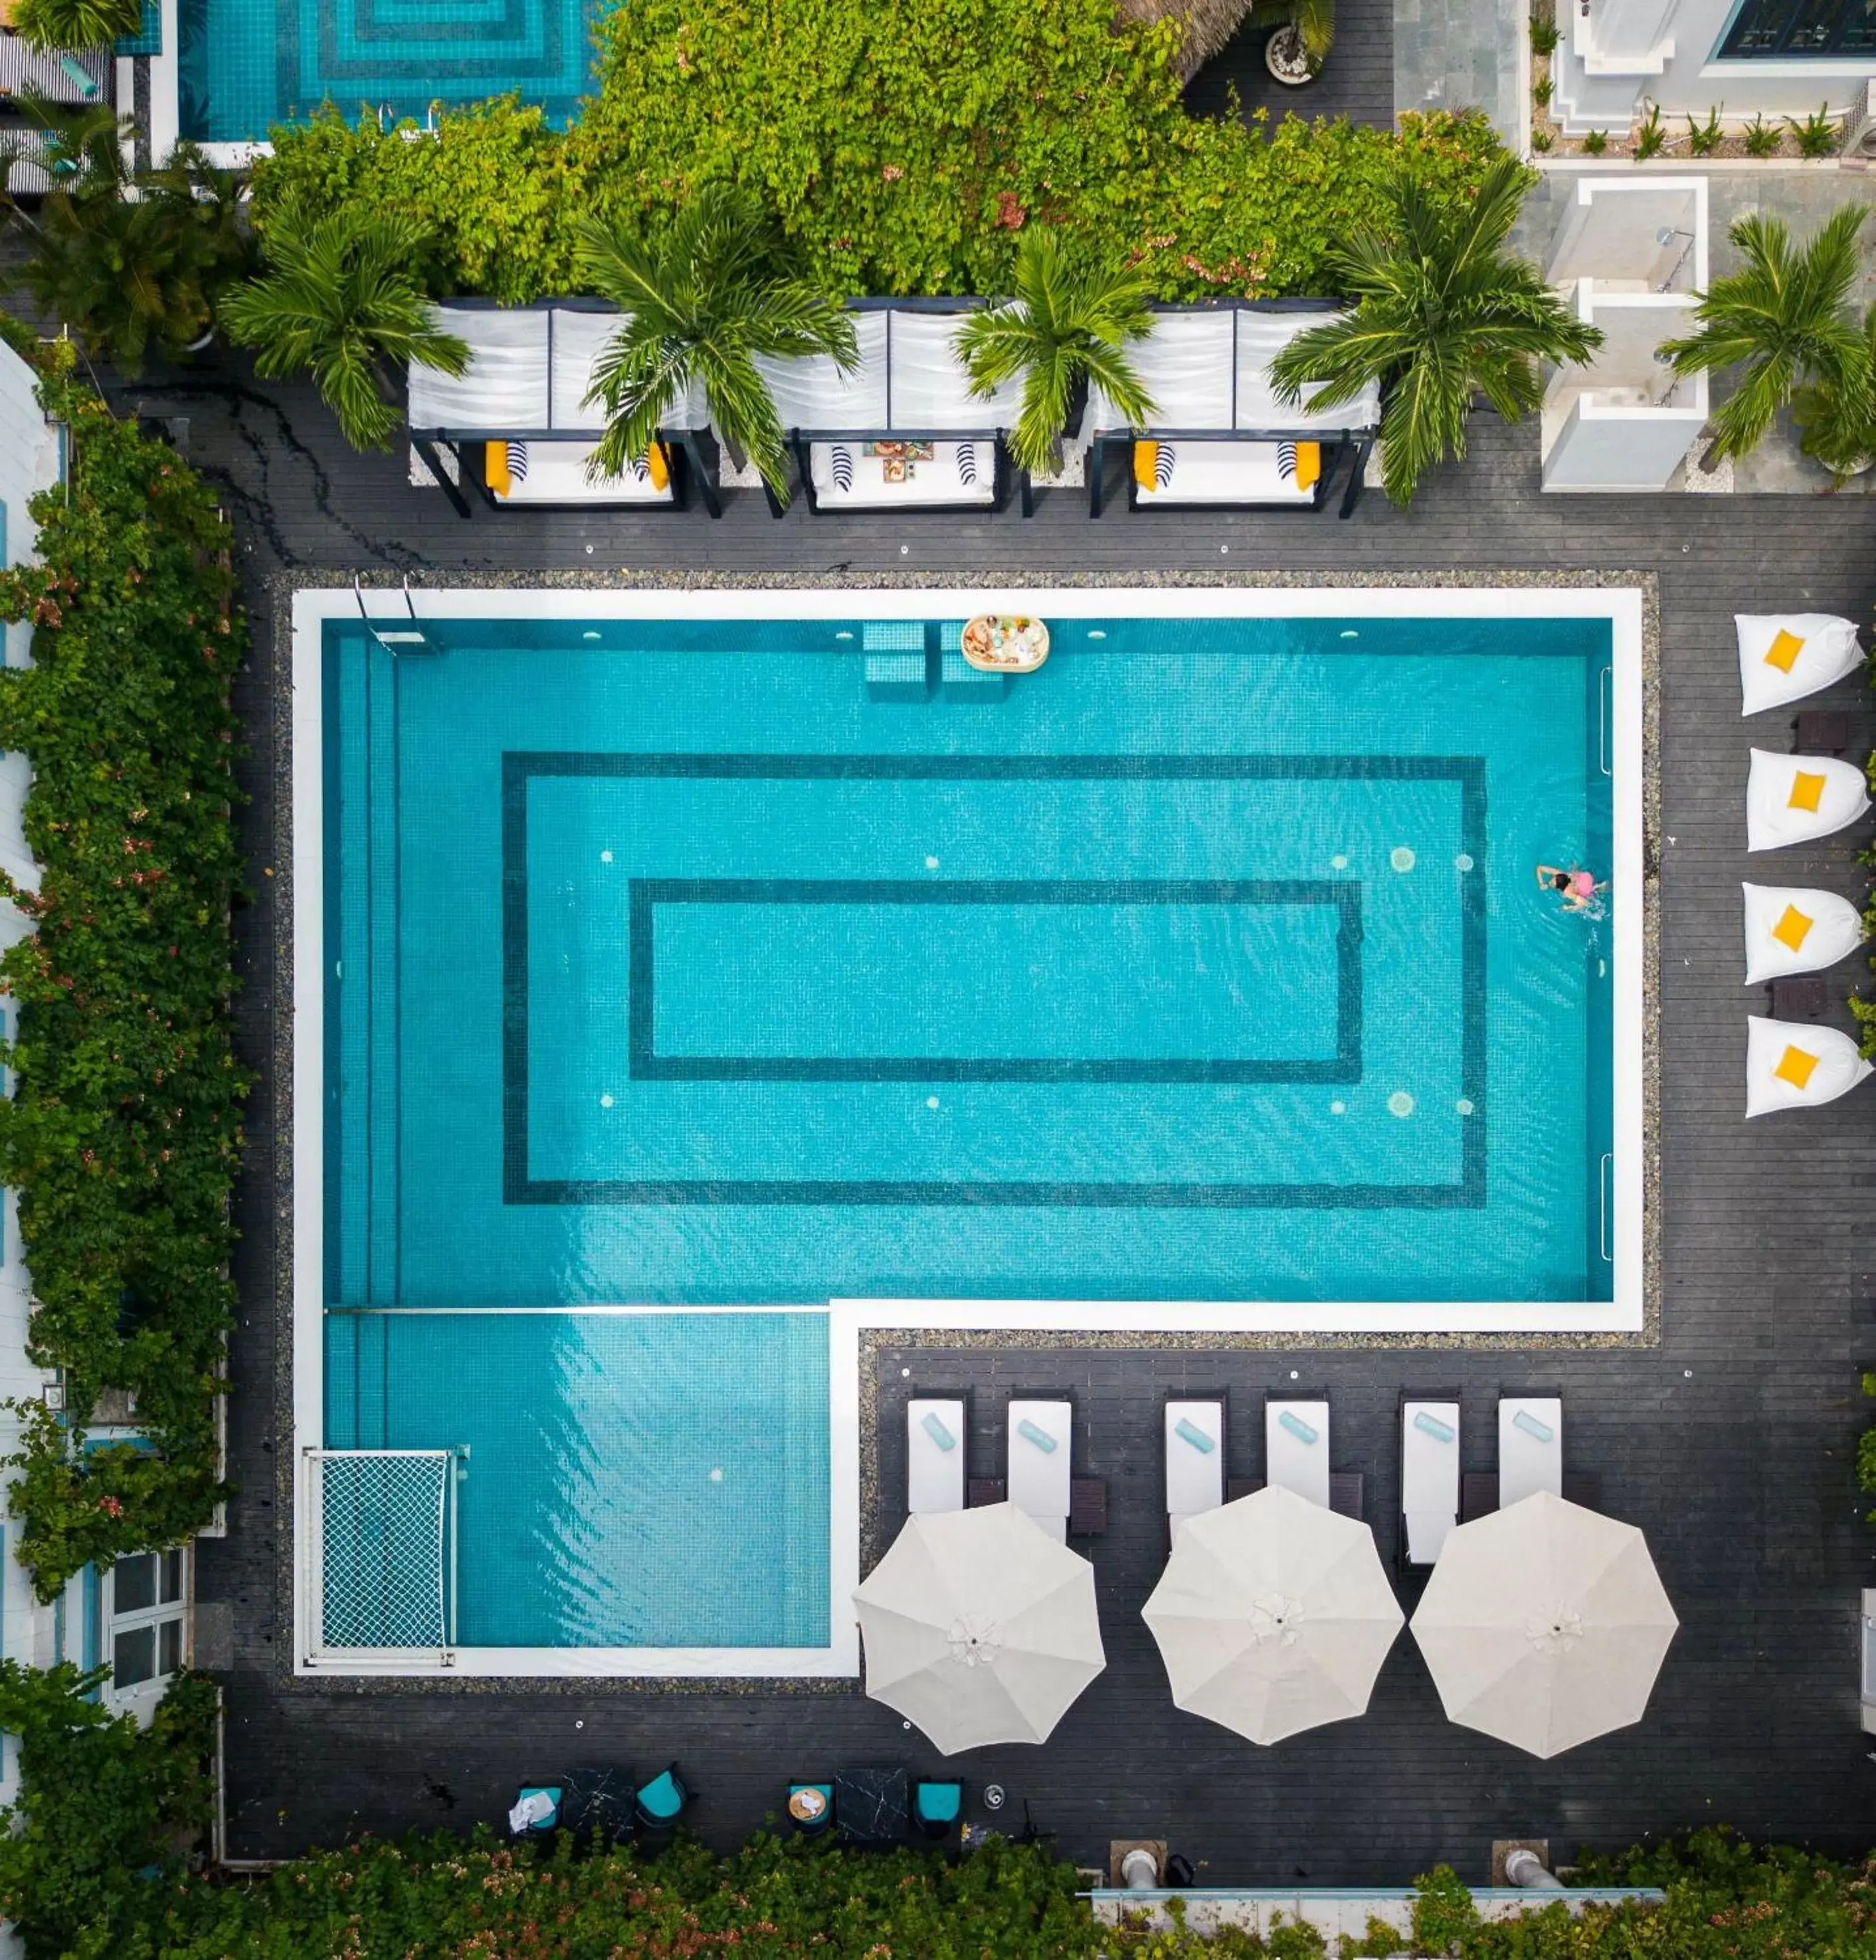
[1294,441,1321,492]
[646,442,670,492]
[485,441,511,497]
[1133,441,1159,492]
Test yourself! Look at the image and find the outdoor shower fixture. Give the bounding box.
[1655,226,1696,293]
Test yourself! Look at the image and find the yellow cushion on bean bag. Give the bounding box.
[1788,771,1827,813]
[1763,628,1806,674]
[646,442,670,492]
[485,441,511,497]
[1774,1044,1820,1090]
[1134,441,1159,492]
[1294,441,1321,492]
[1772,904,1814,952]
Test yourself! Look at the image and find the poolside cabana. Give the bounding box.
[407,300,720,520]
[1083,302,1379,519]
[754,300,1026,516]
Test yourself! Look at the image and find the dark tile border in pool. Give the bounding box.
[498,747,1483,1208]
[266,567,1659,1696]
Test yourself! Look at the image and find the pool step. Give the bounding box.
[940,649,1006,700]
[862,621,931,701]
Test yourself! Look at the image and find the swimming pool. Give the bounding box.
[292,583,1644,1672]
[175,0,601,144]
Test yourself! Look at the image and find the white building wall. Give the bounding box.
[1553,0,1876,131]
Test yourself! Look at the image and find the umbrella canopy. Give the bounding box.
[854,1503,1105,1753]
[1410,1490,1678,1758]
[1140,1486,1404,1745]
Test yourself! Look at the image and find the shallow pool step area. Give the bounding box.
[860,620,1008,702]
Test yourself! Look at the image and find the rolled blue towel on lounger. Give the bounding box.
[1277,1410,1319,1446]
[920,1411,957,1452]
[1174,1418,1216,1453]
[1512,1409,1555,1443]
[1413,1411,1456,1444]
[1017,1419,1058,1453]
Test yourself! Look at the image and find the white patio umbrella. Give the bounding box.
[1140,1485,1404,1745]
[1410,1490,1677,1759]
[854,1502,1105,1753]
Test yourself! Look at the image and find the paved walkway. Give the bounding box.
[124,357,1876,1877]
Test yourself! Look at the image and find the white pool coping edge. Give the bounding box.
[290,582,1645,1679]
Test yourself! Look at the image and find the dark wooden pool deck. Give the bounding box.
[136,361,1876,1882]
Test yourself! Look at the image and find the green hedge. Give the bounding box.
[0,1662,218,1960]
[0,345,247,1601]
[248,0,1506,304]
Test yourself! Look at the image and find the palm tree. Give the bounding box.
[1658,207,1869,473]
[219,205,469,452]
[4,100,248,375]
[1791,300,1876,482]
[1269,154,1602,507]
[573,183,856,501]
[957,226,1157,477]
[11,0,144,52]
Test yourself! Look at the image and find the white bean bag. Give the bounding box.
[1745,749,1871,851]
[1736,613,1864,716]
[1742,882,1866,984]
[1745,1014,1871,1117]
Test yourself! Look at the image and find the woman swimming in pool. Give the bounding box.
[1537,863,1606,915]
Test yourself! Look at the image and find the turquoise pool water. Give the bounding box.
[325,609,1614,1310]
[179,0,601,143]
[317,604,1613,1647]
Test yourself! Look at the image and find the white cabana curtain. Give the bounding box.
[1235,312,1380,433]
[757,309,1014,433]
[411,308,551,433]
[411,306,703,436]
[755,311,890,431]
[1089,312,1235,433]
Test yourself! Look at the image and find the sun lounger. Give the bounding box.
[1007,1399,1072,1541]
[1400,1394,1461,1567]
[1264,1396,1331,1510]
[1166,1399,1226,1543]
[1499,1397,1564,1509]
[907,1398,966,1514]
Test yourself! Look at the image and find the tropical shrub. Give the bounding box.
[573,183,857,497]
[219,203,470,450]
[248,3,1505,307]
[1660,206,1869,472]
[5,105,254,377]
[958,224,1157,474]
[0,1662,217,1960]
[0,343,246,1600]
[1269,153,1600,506]
[8,0,143,53]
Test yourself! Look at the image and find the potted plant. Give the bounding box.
[1261,0,1333,84]
[957,225,1156,478]
[1658,205,1870,473]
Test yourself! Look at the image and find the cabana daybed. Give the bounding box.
[1084,302,1380,520]
[755,300,1027,516]
[407,300,720,520]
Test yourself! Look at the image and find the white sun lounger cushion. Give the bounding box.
[1265,1399,1331,1510]
[1736,614,1864,716]
[1402,1399,1460,1566]
[1498,1397,1563,1509]
[907,1399,967,1514]
[1741,883,1865,985]
[1745,1014,1873,1118]
[1007,1400,1072,1541]
[1166,1400,1225,1541]
[1745,749,1871,852]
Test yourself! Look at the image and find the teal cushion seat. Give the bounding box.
[517,1785,561,1832]
[915,1781,962,1825]
[788,1781,834,1832]
[637,1769,686,1822]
